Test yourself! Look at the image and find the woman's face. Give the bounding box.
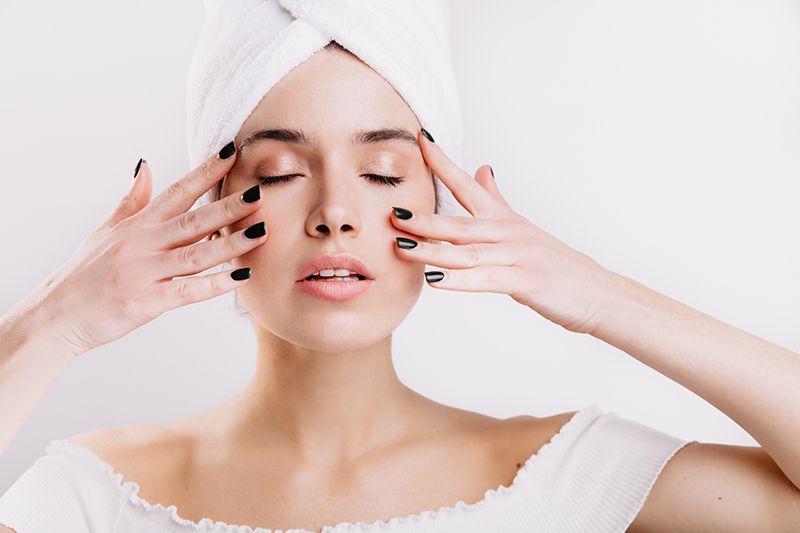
[216,46,436,352]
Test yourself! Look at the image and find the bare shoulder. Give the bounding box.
[455,402,580,441]
[628,441,800,532]
[485,409,581,465]
[500,409,581,440]
[66,422,194,505]
[421,399,581,472]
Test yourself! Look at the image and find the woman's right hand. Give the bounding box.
[25,141,267,358]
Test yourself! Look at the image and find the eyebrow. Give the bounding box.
[238,127,419,151]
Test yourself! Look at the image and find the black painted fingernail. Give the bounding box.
[489,166,495,178]
[242,184,261,203]
[231,267,251,281]
[218,140,236,160]
[133,158,145,179]
[425,271,444,283]
[393,206,413,220]
[244,221,266,239]
[396,237,418,249]
[420,127,435,143]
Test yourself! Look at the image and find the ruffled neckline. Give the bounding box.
[46,402,601,532]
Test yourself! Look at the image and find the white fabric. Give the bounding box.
[0,404,696,532]
[186,0,466,217]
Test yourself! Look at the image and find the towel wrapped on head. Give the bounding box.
[186,0,465,217]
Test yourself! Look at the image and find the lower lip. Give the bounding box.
[295,278,374,301]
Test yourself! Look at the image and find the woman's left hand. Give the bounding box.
[391,129,619,335]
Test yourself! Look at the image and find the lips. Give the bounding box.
[295,252,375,282]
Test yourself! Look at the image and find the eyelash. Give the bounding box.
[257,174,405,187]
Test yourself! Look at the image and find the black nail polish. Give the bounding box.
[396,237,418,249]
[231,267,251,281]
[244,221,266,239]
[425,271,444,283]
[393,206,413,220]
[218,140,236,160]
[133,158,145,179]
[489,166,495,178]
[242,184,261,203]
[420,127,435,143]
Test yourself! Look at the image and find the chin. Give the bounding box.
[243,275,423,349]
[283,319,393,353]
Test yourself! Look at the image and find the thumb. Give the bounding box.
[104,158,153,229]
[474,164,510,208]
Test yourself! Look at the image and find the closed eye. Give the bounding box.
[257,174,405,186]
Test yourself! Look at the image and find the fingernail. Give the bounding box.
[218,140,236,160]
[393,206,413,220]
[244,221,266,239]
[420,127,435,143]
[489,166,495,178]
[425,271,444,283]
[231,267,251,281]
[133,158,145,179]
[242,184,261,204]
[396,237,418,249]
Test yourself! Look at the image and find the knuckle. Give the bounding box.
[107,265,128,293]
[111,215,135,235]
[209,272,226,294]
[218,233,236,259]
[223,195,240,219]
[177,243,202,268]
[176,209,200,235]
[106,239,131,260]
[173,279,195,301]
[118,291,143,319]
[198,160,214,179]
[165,179,185,198]
[452,216,473,243]
[465,243,482,265]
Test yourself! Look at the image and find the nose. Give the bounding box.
[311,218,356,236]
[305,186,362,239]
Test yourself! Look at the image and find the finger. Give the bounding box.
[155,220,267,279]
[395,238,516,271]
[423,265,526,295]
[103,158,154,229]
[391,207,508,245]
[144,140,238,223]
[418,129,499,217]
[474,164,511,209]
[153,265,253,313]
[154,184,263,249]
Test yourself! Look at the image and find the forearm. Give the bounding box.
[592,271,800,490]
[0,298,77,456]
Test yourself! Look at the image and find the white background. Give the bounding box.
[1,0,798,491]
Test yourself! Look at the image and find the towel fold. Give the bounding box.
[186,0,465,216]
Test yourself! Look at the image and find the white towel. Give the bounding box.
[186,0,465,217]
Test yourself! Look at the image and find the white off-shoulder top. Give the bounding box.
[0,403,695,532]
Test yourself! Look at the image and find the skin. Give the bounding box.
[59,46,579,531]
[4,38,798,533]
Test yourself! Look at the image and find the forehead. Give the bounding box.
[236,47,421,149]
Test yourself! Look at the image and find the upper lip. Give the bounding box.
[296,252,375,281]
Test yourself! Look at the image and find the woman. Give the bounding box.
[2,2,800,533]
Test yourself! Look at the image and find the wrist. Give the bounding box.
[2,296,84,364]
[590,270,651,345]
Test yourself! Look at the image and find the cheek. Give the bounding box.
[413,174,438,215]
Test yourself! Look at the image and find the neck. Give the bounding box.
[227,326,420,466]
